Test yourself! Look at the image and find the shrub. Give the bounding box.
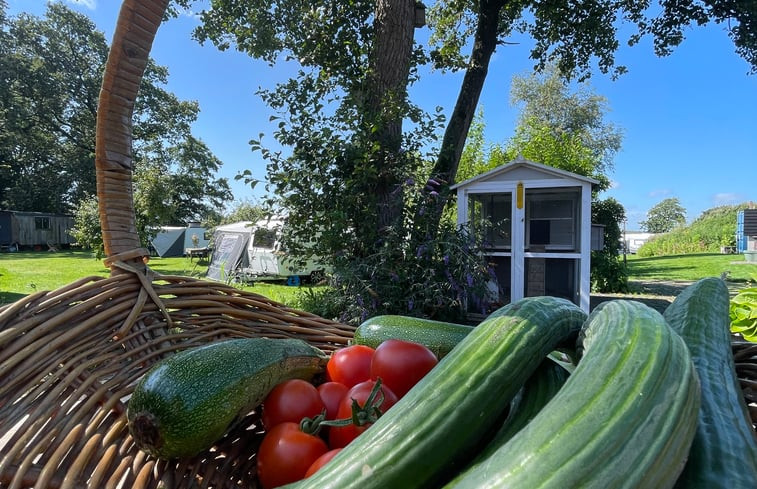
[69,195,104,258]
[591,197,628,293]
[304,221,494,325]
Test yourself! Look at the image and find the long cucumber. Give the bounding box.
[448,300,701,489]
[484,357,570,449]
[664,277,757,488]
[283,296,587,489]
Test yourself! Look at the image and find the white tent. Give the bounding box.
[206,220,328,283]
[150,224,210,257]
[206,221,254,281]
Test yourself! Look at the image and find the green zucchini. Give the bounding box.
[448,300,701,489]
[283,296,587,489]
[353,315,473,358]
[663,278,757,488]
[127,337,327,459]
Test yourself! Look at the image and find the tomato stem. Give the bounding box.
[300,378,387,434]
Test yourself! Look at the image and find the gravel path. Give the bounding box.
[590,279,748,313]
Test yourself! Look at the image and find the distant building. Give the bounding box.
[623,232,657,254]
[0,210,75,250]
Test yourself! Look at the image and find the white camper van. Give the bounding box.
[207,219,328,285]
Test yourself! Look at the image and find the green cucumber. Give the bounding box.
[447,300,701,489]
[353,315,473,358]
[127,337,327,459]
[664,278,757,488]
[488,357,571,447]
[283,296,587,489]
[446,357,571,485]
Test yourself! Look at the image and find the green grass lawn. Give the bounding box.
[624,252,757,283]
[0,249,306,306]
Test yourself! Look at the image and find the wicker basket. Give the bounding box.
[1,1,756,488]
[0,1,353,487]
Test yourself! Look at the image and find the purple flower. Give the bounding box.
[408,299,414,311]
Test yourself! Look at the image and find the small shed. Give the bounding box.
[737,209,757,254]
[737,209,757,262]
[0,210,76,250]
[452,156,598,312]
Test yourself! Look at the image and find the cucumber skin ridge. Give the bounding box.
[664,277,757,489]
[282,296,587,489]
[448,300,701,489]
[126,337,327,459]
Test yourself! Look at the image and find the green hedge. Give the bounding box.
[638,204,751,257]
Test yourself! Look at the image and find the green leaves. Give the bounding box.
[1,2,230,224]
[640,197,688,234]
[731,287,757,342]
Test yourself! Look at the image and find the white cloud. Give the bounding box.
[712,193,741,206]
[66,0,96,9]
[174,6,202,21]
[648,189,671,198]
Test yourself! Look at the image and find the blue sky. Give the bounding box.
[9,0,757,230]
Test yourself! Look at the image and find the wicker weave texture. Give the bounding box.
[0,271,354,488]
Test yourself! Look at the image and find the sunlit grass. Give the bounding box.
[0,249,307,306]
[624,253,757,283]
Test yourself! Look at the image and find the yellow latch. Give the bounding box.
[516,182,524,209]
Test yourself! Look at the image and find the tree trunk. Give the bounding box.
[369,0,416,234]
[414,0,506,239]
[95,0,168,270]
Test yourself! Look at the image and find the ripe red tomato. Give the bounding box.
[262,379,326,429]
[317,381,349,420]
[370,339,438,398]
[326,345,375,388]
[304,448,342,478]
[257,422,329,489]
[328,380,399,448]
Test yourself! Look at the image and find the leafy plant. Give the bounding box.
[731,287,757,342]
[590,197,628,293]
[305,219,494,325]
[69,195,105,258]
[640,197,686,233]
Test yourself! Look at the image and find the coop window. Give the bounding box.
[468,193,512,250]
[525,190,579,251]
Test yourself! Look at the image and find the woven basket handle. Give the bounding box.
[95,0,169,271]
